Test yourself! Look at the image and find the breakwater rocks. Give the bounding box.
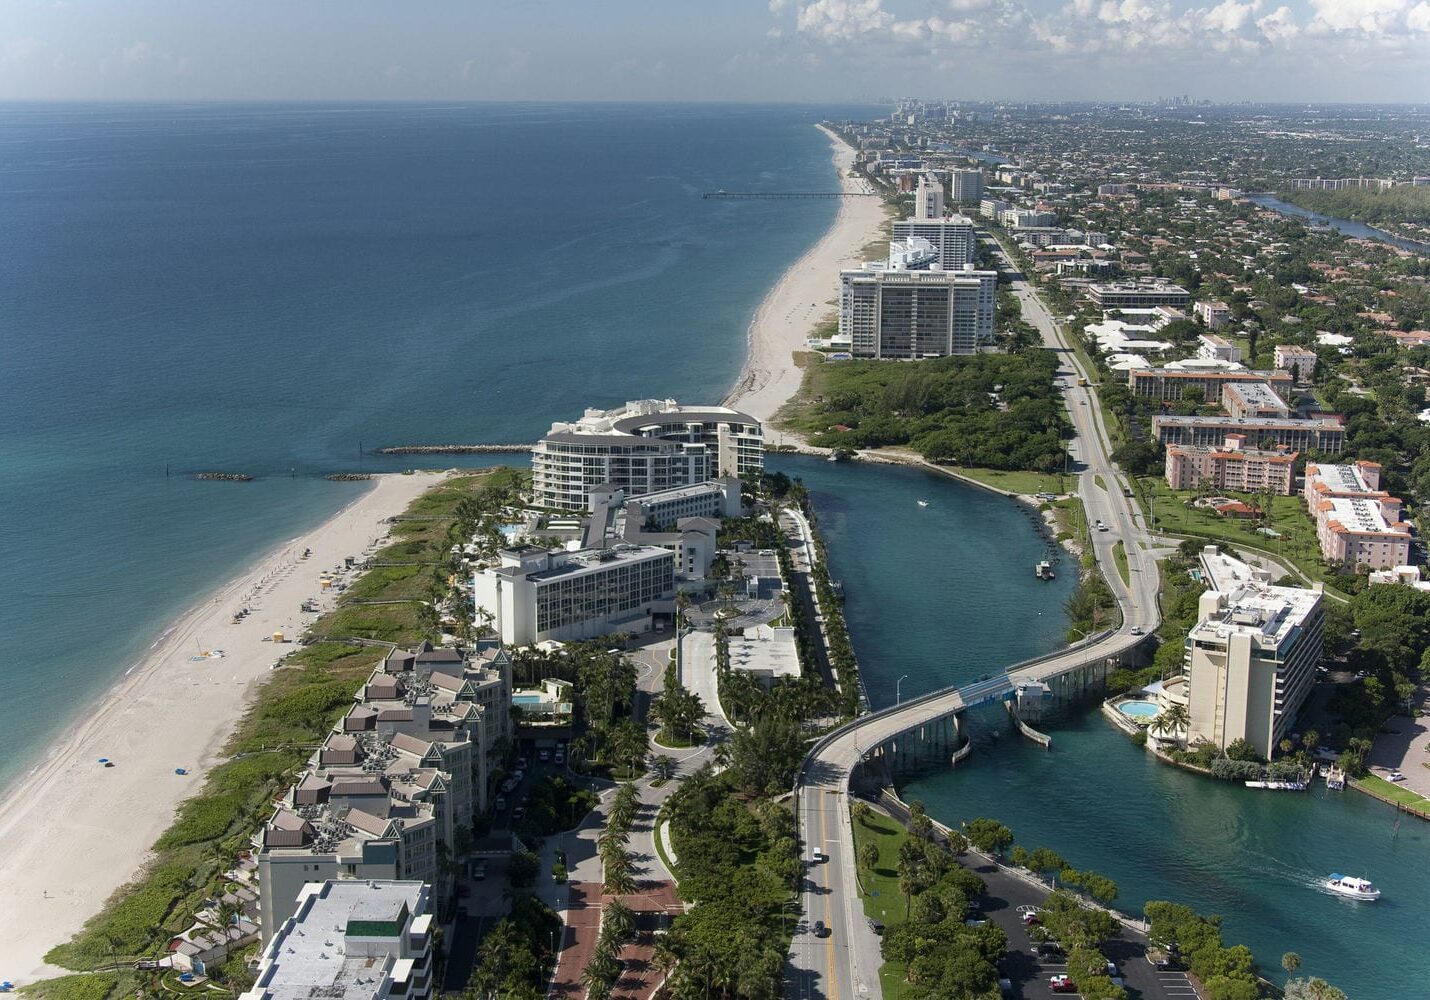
[195,472,253,482]
[326,473,373,481]
[374,443,533,455]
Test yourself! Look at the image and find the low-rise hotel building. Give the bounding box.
[1194,302,1233,331]
[1152,414,1346,454]
[1176,547,1324,760]
[531,400,762,511]
[840,264,996,358]
[1197,331,1240,362]
[1304,462,1411,569]
[1274,345,1318,382]
[1088,280,1190,310]
[243,880,433,1000]
[1128,365,1293,403]
[1220,381,1290,420]
[1164,435,1296,494]
[473,543,675,646]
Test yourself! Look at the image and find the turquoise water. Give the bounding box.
[512,694,545,707]
[0,102,872,792]
[1119,700,1160,718]
[781,455,1430,999]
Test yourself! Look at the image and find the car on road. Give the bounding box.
[1095,520,1108,531]
[538,749,550,763]
[554,750,566,765]
[1130,626,1144,635]
[1389,770,1407,782]
[512,805,526,822]
[133,961,161,971]
[813,920,830,938]
[810,848,828,864]
[1049,974,1077,993]
[495,795,507,811]
[1022,911,1042,927]
[473,860,488,881]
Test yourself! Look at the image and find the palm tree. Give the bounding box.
[651,754,676,780]
[1283,952,1302,976]
[1150,704,1189,743]
[602,899,637,942]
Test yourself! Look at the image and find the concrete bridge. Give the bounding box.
[787,230,1167,1000]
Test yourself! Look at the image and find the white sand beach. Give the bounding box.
[0,471,445,982]
[724,125,890,423]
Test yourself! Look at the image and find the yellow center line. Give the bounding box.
[820,789,838,1000]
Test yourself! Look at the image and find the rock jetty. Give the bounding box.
[195,472,253,482]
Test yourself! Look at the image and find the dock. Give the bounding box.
[374,444,533,455]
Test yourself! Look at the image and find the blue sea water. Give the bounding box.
[0,101,869,791]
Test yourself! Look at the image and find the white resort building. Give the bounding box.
[890,216,979,270]
[1162,547,1324,760]
[243,880,434,1000]
[840,264,996,358]
[473,543,675,646]
[531,399,763,511]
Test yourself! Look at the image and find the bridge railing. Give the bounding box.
[796,628,1119,787]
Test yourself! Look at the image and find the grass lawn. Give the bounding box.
[1094,474,1107,493]
[937,466,1073,497]
[1112,540,1130,587]
[1050,496,1089,549]
[1357,775,1430,815]
[851,809,912,996]
[1139,479,1343,592]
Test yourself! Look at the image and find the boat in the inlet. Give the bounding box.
[1325,874,1380,900]
[1245,779,1308,790]
[1035,560,1055,580]
[917,499,930,507]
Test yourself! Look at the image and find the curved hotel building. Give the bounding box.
[532,399,763,510]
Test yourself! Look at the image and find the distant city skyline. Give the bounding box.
[1,0,1427,103]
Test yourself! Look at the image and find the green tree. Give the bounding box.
[964,817,1013,855]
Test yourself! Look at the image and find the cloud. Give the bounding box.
[773,0,1430,70]
[120,40,151,66]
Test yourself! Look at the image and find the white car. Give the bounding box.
[810,848,828,864]
[1095,520,1109,531]
[1389,771,1407,783]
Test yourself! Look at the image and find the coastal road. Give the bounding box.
[786,237,1164,1000]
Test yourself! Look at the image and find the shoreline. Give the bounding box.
[0,471,447,982]
[723,124,889,423]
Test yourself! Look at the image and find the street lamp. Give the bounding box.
[896,674,909,705]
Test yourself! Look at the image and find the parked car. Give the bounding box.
[473,860,488,881]
[495,795,507,811]
[1035,942,1064,959]
[554,751,566,765]
[512,806,526,822]
[133,961,161,971]
[538,749,551,763]
[1049,974,1077,994]
[868,919,885,935]
[1389,771,1407,782]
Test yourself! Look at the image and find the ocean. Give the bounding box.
[0,101,867,790]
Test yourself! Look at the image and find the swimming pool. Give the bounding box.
[512,693,547,707]
[1118,700,1160,720]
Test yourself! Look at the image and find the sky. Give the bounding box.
[1,0,1427,104]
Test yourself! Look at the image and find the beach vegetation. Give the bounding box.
[19,974,122,1000]
[464,895,561,1000]
[43,469,519,973]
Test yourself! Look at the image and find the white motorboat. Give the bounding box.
[1325,874,1380,900]
[917,499,930,508]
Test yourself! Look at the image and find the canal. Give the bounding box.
[1249,193,1430,256]
[776,453,1430,1000]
